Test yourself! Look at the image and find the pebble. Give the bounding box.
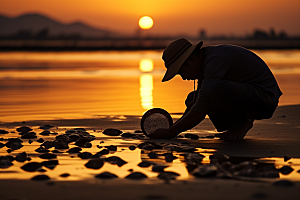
[184,133,199,140]
[42,141,54,149]
[209,153,230,164]
[7,149,13,153]
[152,165,168,172]
[234,161,257,171]
[157,171,180,180]
[83,142,92,148]
[31,175,50,181]
[184,152,205,166]
[9,142,23,150]
[163,144,178,151]
[15,152,27,162]
[279,166,294,175]
[16,126,32,134]
[97,148,109,155]
[138,142,163,150]
[53,141,69,149]
[138,161,152,168]
[95,172,118,179]
[106,156,127,167]
[67,147,82,154]
[3,155,14,162]
[39,125,54,130]
[65,129,76,134]
[0,159,13,169]
[284,156,291,162]
[75,138,91,147]
[39,153,57,159]
[262,170,280,178]
[0,129,9,134]
[125,172,148,180]
[21,162,43,172]
[5,138,23,148]
[60,173,70,177]
[148,152,158,159]
[40,130,50,136]
[37,168,47,172]
[192,165,218,177]
[164,144,195,152]
[35,146,50,153]
[106,145,117,151]
[21,132,37,139]
[121,133,136,138]
[41,160,59,169]
[55,134,71,143]
[85,159,104,169]
[273,180,295,187]
[102,128,122,136]
[78,152,93,159]
[74,128,86,131]
[129,146,136,150]
[37,138,44,143]
[164,153,177,162]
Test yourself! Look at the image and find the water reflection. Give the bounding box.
[1,124,299,181]
[139,58,154,110]
[139,58,154,72]
[0,51,299,122]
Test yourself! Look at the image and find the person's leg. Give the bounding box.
[201,80,273,140]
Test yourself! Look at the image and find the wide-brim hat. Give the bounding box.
[162,38,203,82]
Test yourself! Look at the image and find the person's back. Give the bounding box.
[203,45,282,105]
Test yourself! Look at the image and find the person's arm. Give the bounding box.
[174,90,198,125]
[149,110,206,139]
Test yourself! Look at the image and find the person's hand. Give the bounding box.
[149,129,171,139]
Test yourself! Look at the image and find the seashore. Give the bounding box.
[0,105,300,200]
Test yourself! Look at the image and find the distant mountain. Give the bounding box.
[0,13,120,38]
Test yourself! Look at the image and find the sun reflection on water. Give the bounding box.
[140,74,153,110]
[139,58,154,110]
[139,58,154,72]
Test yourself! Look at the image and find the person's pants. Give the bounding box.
[185,80,278,132]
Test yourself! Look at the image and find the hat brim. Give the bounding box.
[162,41,203,82]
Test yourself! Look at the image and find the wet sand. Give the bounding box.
[0,105,300,200]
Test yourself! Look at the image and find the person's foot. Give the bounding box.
[219,119,253,140]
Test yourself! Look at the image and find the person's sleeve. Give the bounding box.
[191,56,230,112]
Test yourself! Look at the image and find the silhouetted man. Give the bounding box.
[150,38,282,140]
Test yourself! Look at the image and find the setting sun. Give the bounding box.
[138,16,153,30]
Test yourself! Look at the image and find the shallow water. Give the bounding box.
[0,50,300,122]
[1,125,300,182]
[1,50,300,184]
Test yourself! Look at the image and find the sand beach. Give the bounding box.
[0,105,300,200]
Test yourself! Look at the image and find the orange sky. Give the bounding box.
[0,0,300,37]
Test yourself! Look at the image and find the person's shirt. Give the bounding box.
[191,44,282,113]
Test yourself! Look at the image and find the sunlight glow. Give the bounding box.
[140,74,153,110]
[138,16,153,30]
[139,58,154,72]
